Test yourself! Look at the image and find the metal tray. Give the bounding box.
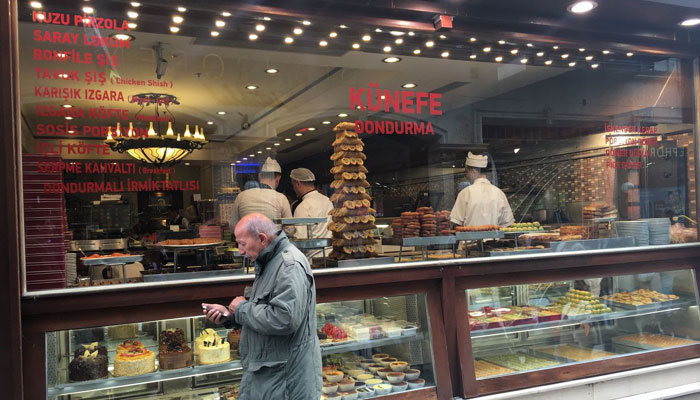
[290,239,331,250]
[327,256,394,269]
[401,236,456,246]
[81,255,143,265]
[156,241,225,249]
[530,344,618,363]
[601,298,685,311]
[273,217,328,225]
[611,334,699,350]
[454,231,504,241]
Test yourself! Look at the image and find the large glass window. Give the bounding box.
[18,1,699,292]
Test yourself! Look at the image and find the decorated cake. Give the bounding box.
[68,342,109,381]
[113,340,156,376]
[158,328,193,370]
[328,122,377,260]
[108,323,139,340]
[196,329,231,365]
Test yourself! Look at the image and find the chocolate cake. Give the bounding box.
[68,342,109,381]
[158,328,193,370]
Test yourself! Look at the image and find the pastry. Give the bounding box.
[482,353,560,371]
[536,345,616,361]
[113,340,156,376]
[474,360,515,378]
[68,343,108,381]
[617,333,697,348]
[196,329,231,365]
[158,328,193,370]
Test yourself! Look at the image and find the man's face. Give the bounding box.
[234,228,267,261]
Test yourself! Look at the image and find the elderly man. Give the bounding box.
[202,213,321,400]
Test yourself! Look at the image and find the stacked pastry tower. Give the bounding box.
[418,207,436,237]
[398,212,420,238]
[436,210,453,235]
[328,122,378,260]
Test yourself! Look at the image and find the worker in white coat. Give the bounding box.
[290,168,333,260]
[450,152,514,227]
[231,157,293,231]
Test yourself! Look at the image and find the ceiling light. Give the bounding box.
[520,58,528,64]
[395,38,403,44]
[579,48,586,52]
[172,15,184,24]
[413,49,421,55]
[128,22,137,29]
[266,147,271,150]
[111,33,134,41]
[36,13,44,20]
[352,43,360,49]
[362,34,371,41]
[569,61,576,67]
[222,11,231,17]
[470,37,477,42]
[602,50,611,54]
[295,132,303,136]
[408,31,415,36]
[265,68,278,74]
[65,116,73,120]
[382,56,401,63]
[307,127,316,131]
[390,31,405,36]
[439,34,447,39]
[568,1,597,14]
[322,121,331,124]
[249,154,254,157]
[217,111,226,115]
[561,53,569,59]
[67,130,74,134]
[425,40,434,47]
[510,49,519,55]
[680,18,700,26]
[127,10,138,18]
[256,24,265,32]
[185,162,190,166]
[498,40,507,45]
[591,63,599,68]
[526,43,534,47]
[483,46,491,52]
[626,52,633,57]
[553,45,559,50]
[441,51,449,58]
[83,6,94,13]
[375,28,382,32]
[284,36,294,44]
[402,83,417,88]
[338,113,348,117]
[62,104,72,108]
[246,85,258,90]
[207,121,214,125]
[249,34,258,40]
[330,32,338,38]
[257,150,262,154]
[339,24,348,29]
[495,56,503,62]
[355,105,362,110]
[274,142,280,146]
[383,46,392,52]
[302,20,311,26]
[545,60,553,65]
[536,51,544,57]
[585,55,593,61]
[30,1,42,9]
[243,157,248,160]
[469,54,476,59]
[169,26,180,33]
[263,16,271,21]
[514,148,520,154]
[285,138,292,141]
[320,40,329,47]
[235,161,240,164]
[293,27,303,35]
[215,20,225,27]
[210,31,219,37]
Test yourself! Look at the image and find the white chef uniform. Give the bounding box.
[450,153,514,227]
[294,190,334,240]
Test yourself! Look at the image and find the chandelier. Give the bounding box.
[104,93,207,166]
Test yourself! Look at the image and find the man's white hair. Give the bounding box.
[239,213,278,239]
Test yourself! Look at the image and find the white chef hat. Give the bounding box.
[465,152,488,168]
[260,157,282,173]
[290,168,315,182]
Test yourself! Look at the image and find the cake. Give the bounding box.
[108,323,139,339]
[68,342,108,381]
[113,340,156,376]
[117,339,145,354]
[196,329,231,365]
[617,333,697,348]
[158,328,193,370]
[536,345,616,361]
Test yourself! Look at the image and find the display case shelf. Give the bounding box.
[47,360,242,397]
[470,301,692,338]
[321,332,423,356]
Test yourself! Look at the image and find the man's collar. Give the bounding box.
[254,231,287,273]
[474,177,490,184]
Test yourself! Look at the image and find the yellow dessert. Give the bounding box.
[113,341,156,376]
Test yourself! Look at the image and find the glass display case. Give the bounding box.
[45,294,436,399]
[465,270,700,380]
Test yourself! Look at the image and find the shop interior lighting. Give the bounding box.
[222,11,231,17]
[626,52,634,56]
[483,46,491,53]
[177,7,187,12]
[439,35,447,39]
[441,51,449,58]
[553,45,559,50]
[320,40,329,47]
[401,83,417,88]
[293,27,303,35]
[383,46,392,52]
[257,150,262,154]
[413,49,421,55]
[569,61,577,67]
[127,10,138,18]
[362,34,371,41]
[249,34,258,40]
[30,1,42,8]
[249,154,254,157]
[111,33,135,41]
[130,2,140,7]
[338,113,348,117]
[266,147,271,150]
[67,129,75,134]
[65,116,73,120]
[495,56,503,62]
[83,6,94,13]
[395,38,404,45]
[602,50,611,54]
[352,43,360,49]
[217,111,226,115]
[680,18,700,26]
[243,157,248,160]
[36,13,45,20]
[375,28,383,32]
[568,1,597,14]
[382,56,401,63]
[520,58,528,64]
[255,24,265,32]
[585,55,594,61]
[265,68,278,74]
[169,26,180,33]
[510,49,519,55]
[62,104,73,108]
[592,63,599,68]
[285,138,292,141]
[207,121,214,125]
[470,37,477,42]
[263,16,271,21]
[215,20,225,28]
[302,20,311,26]
[545,60,553,65]
[185,162,190,166]
[561,53,569,59]
[172,15,184,24]
[295,132,303,136]
[307,127,317,131]
[210,31,219,37]
[390,31,405,36]
[128,22,137,29]
[526,43,534,47]
[322,121,331,124]
[469,54,477,59]
[408,31,415,36]
[425,40,434,47]
[498,40,506,45]
[536,51,545,57]
[339,24,348,29]
[274,142,280,146]
[284,36,294,44]
[514,148,520,154]
[330,32,338,38]
[245,85,258,90]
[579,48,586,52]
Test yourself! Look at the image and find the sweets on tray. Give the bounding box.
[391,208,453,238]
[455,225,500,232]
[616,333,697,348]
[156,238,221,246]
[502,222,543,232]
[535,345,616,361]
[468,305,561,330]
[601,289,679,306]
[474,359,516,378]
[481,352,560,371]
[583,202,618,220]
[548,289,611,315]
[81,252,131,260]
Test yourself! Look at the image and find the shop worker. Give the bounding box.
[231,157,293,229]
[450,152,515,227]
[202,213,321,400]
[290,168,333,258]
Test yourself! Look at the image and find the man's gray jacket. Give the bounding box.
[228,231,322,399]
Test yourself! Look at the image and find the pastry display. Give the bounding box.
[68,342,109,381]
[113,340,156,376]
[474,359,516,378]
[481,352,560,371]
[616,333,697,348]
[158,328,193,370]
[156,238,221,246]
[322,351,421,393]
[488,245,546,252]
[583,202,618,220]
[455,225,501,232]
[535,345,616,361]
[418,207,437,237]
[81,252,131,260]
[218,384,240,399]
[559,225,591,238]
[108,323,139,340]
[320,322,349,344]
[468,305,561,330]
[196,329,231,365]
[328,122,377,260]
[601,289,679,306]
[548,289,611,315]
[502,222,544,232]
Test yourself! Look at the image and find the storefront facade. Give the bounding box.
[3,0,700,399]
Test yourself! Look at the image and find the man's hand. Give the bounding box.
[228,296,246,314]
[201,303,230,324]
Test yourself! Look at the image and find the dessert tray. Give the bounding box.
[81,255,143,265]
